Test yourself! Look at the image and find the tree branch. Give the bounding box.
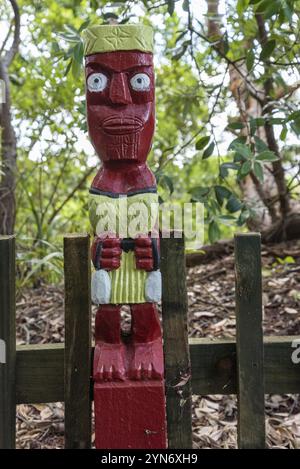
[3,0,20,67]
[255,13,290,217]
[47,166,95,226]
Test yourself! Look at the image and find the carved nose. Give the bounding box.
[109,73,132,105]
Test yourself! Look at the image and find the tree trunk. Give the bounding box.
[205,0,299,240]
[0,0,20,235]
[0,62,17,235]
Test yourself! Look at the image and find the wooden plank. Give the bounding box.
[160,236,192,449]
[64,234,91,449]
[15,336,300,404]
[0,235,16,448]
[16,344,64,404]
[235,233,265,449]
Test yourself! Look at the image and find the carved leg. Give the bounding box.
[94,304,126,381]
[129,303,164,380]
[94,303,167,449]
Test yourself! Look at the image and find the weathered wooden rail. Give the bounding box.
[0,233,299,449]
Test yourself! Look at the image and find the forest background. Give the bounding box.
[0,0,299,286]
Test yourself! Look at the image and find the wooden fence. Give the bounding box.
[0,233,299,449]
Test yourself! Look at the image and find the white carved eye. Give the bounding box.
[130,73,150,92]
[87,73,108,92]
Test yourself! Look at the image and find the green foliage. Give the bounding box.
[2,0,299,285]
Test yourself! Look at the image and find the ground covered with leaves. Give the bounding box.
[16,240,300,449]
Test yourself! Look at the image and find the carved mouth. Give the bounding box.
[101,117,143,135]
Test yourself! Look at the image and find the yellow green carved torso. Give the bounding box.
[89,191,158,304]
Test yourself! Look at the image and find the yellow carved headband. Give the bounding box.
[82,24,153,56]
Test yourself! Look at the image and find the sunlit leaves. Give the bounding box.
[54,19,89,78]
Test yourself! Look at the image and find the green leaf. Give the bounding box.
[203,142,215,159]
[268,117,285,125]
[71,57,81,78]
[240,160,252,176]
[280,126,288,141]
[254,136,268,152]
[253,117,265,127]
[223,32,229,56]
[215,185,232,206]
[182,0,190,12]
[255,0,281,18]
[208,221,221,244]
[246,49,255,71]
[218,215,236,226]
[234,143,252,159]
[282,0,293,22]
[291,118,300,136]
[227,122,245,130]
[219,162,239,179]
[162,175,174,194]
[256,150,278,162]
[190,186,210,202]
[78,20,90,33]
[73,40,83,64]
[237,207,250,226]
[167,0,175,15]
[259,39,276,60]
[237,0,250,15]
[226,195,242,213]
[253,161,264,182]
[64,59,72,76]
[228,136,247,151]
[196,136,210,150]
[287,111,300,122]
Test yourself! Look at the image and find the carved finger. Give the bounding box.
[101,258,121,270]
[134,247,153,258]
[135,237,152,247]
[101,247,122,258]
[102,238,121,248]
[136,258,153,271]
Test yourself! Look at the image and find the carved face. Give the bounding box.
[85,51,155,163]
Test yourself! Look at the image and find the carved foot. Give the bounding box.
[129,338,164,380]
[94,342,126,381]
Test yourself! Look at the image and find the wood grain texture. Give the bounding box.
[235,233,265,449]
[15,336,300,404]
[94,381,167,449]
[160,236,192,449]
[0,235,16,448]
[64,234,91,449]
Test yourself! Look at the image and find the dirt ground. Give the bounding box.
[15,240,300,449]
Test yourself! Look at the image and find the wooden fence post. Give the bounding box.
[161,235,193,449]
[0,235,16,449]
[235,233,265,449]
[64,234,91,449]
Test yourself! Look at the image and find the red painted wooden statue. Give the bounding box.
[83,24,167,449]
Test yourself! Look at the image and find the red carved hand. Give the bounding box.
[92,236,122,271]
[134,236,154,271]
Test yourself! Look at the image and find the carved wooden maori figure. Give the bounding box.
[83,24,167,449]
